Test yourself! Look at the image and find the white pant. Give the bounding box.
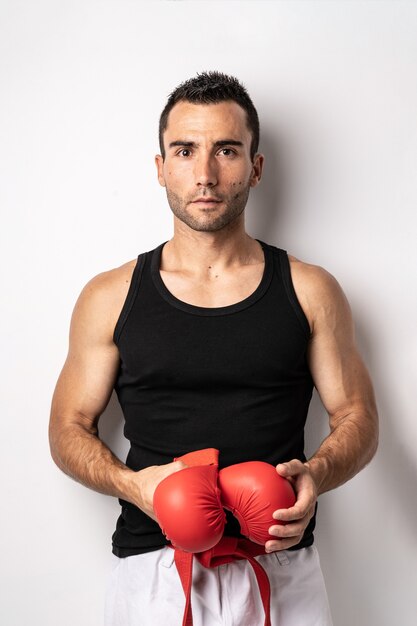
[105,545,333,626]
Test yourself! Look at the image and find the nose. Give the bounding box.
[194,154,218,187]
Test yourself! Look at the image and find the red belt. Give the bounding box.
[169,536,271,626]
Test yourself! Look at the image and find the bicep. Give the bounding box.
[50,278,121,435]
[302,270,375,425]
[308,324,374,426]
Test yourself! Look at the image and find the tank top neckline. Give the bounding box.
[150,239,274,317]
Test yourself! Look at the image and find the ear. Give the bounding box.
[155,154,166,187]
[249,153,265,188]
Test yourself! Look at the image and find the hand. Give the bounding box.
[265,460,317,552]
[131,460,187,521]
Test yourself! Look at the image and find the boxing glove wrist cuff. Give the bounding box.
[174,448,219,467]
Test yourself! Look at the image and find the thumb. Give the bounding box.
[159,460,187,481]
[171,459,188,473]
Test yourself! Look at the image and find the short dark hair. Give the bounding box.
[158,71,260,161]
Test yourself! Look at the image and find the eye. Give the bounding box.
[219,148,236,157]
[177,149,192,157]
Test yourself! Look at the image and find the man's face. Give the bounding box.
[155,100,263,232]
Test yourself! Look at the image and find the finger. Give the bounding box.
[265,536,303,552]
[274,478,316,522]
[273,494,314,522]
[268,520,308,540]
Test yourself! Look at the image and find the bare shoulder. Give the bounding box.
[79,258,137,301]
[287,254,352,334]
[71,258,139,342]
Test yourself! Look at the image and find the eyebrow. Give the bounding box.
[168,139,244,149]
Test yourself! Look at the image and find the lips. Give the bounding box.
[192,198,222,203]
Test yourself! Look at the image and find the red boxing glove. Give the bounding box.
[218,461,296,544]
[153,449,226,553]
[153,450,296,552]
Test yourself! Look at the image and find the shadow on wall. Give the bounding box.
[98,391,129,463]
[246,128,292,243]
[313,314,417,625]
[354,318,417,538]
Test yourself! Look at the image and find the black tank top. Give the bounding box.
[111,240,316,557]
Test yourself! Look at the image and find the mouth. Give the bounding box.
[191,199,222,205]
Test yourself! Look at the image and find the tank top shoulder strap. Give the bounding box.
[113,251,148,345]
[259,241,311,338]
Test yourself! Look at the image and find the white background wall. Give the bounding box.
[1,1,416,624]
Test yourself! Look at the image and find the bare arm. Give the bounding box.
[303,267,378,493]
[49,266,184,520]
[266,261,378,551]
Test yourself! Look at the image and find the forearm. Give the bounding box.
[305,405,379,495]
[49,420,142,508]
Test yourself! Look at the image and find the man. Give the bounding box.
[49,71,378,625]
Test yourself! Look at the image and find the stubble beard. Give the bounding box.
[165,185,251,232]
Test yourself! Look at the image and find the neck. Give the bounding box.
[162,218,262,275]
